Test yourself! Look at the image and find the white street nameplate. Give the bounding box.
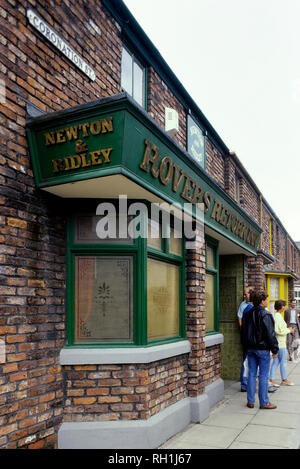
[26,8,96,81]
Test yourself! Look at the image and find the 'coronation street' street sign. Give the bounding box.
[26,8,96,82]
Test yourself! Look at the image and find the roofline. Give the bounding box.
[102,0,300,251]
[102,0,231,155]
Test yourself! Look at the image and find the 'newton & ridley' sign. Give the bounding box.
[26,8,96,81]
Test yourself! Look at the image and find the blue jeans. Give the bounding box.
[270,348,287,380]
[247,349,271,406]
[240,349,248,390]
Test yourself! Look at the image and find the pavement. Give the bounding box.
[160,360,300,449]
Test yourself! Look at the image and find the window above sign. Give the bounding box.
[187,115,206,169]
[121,46,146,108]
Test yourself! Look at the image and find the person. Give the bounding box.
[237,287,253,327]
[269,300,294,387]
[241,290,279,409]
[284,299,300,361]
[237,288,254,392]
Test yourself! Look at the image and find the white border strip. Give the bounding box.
[204,333,224,348]
[60,340,191,365]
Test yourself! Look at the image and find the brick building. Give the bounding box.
[0,0,299,449]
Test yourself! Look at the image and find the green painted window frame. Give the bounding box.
[205,236,219,335]
[66,206,185,348]
[146,218,186,345]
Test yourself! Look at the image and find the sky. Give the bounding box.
[123,0,300,241]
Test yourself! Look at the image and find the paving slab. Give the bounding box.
[162,439,220,449]
[262,400,300,414]
[270,391,300,402]
[236,424,297,449]
[160,360,300,450]
[229,441,286,450]
[201,410,254,430]
[251,411,300,429]
[161,424,241,449]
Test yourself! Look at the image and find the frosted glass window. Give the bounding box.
[147,219,162,251]
[205,273,215,331]
[270,277,279,299]
[169,227,182,257]
[269,301,275,314]
[206,245,215,268]
[75,214,133,244]
[147,258,179,340]
[75,256,133,342]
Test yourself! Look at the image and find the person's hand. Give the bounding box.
[272,353,278,358]
[290,327,295,333]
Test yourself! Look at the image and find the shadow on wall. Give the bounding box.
[219,255,244,380]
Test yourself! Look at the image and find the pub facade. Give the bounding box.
[0,0,299,449]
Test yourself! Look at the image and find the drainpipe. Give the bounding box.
[286,234,288,271]
[259,194,263,249]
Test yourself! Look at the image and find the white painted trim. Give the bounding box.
[204,333,224,348]
[59,340,191,365]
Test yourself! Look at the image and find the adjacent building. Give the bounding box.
[295,242,300,307]
[0,0,299,449]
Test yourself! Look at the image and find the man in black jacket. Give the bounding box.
[241,290,279,409]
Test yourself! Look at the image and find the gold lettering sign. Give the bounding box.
[52,148,112,173]
[139,139,259,248]
[44,117,113,146]
[45,117,114,175]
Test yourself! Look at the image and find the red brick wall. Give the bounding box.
[239,179,260,224]
[224,157,236,200]
[205,139,225,189]
[63,358,188,422]
[1,0,298,450]
[147,67,186,149]
[0,0,125,449]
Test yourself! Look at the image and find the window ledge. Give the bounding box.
[204,334,224,348]
[59,340,191,365]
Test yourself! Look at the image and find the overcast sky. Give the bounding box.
[124,0,300,241]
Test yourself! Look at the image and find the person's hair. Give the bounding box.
[291,299,297,303]
[249,289,256,303]
[274,299,286,311]
[253,290,268,307]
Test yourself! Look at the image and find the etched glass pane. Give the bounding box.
[268,301,275,314]
[147,219,162,251]
[205,273,215,331]
[169,227,182,257]
[75,256,133,342]
[269,277,279,299]
[147,258,179,340]
[121,47,132,95]
[75,214,133,244]
[206,245,215,268]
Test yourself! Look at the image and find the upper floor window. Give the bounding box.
[121,46,145,108]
